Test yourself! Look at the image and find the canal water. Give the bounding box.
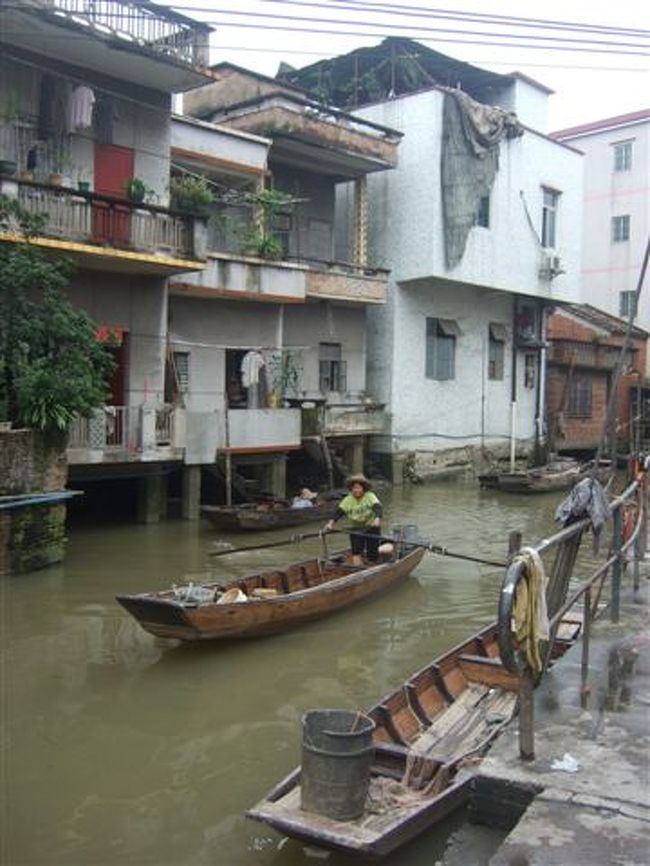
[3,478,599,865]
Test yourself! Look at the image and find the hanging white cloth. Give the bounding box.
[240,351,265,388]
[68,85,95,131]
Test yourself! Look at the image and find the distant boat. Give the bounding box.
[201,497,340,532]
[116,545,425,641]
[479,458,612,494]
[248,615,582,856]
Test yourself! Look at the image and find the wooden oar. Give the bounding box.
[208,529,506,568]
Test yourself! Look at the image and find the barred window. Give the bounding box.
[568,375,592,418]
[541,188,560,249]
[488,323,506,380]
[620,291,637,318]
[319,343,347,392]
[172,351,189,393]
[426,318,460,381]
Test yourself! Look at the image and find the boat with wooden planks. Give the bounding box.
[201,499,339,532]
[248,615,582,857]
[116,546,425,641]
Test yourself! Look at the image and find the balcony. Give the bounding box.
[547,340,630,371]
[300,402,386,437]
[304,260,388,305]
[226,409,302,453]
[1,0,211,92]
[0,178,205,274]
[67,405,184,464]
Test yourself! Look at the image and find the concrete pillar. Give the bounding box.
[181,465,201,520]
[353,176,368,267]
[262,458,287,498]
[391,452,407,486]
[137,474,163,524]
[344,438,365,475]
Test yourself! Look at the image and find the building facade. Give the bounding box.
[285,41,583,479]
[552,110,650,342]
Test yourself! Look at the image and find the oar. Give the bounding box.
[208,528,506,568]
[208,530,326,557]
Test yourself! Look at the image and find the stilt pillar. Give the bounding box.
[262,457,287,498]
[345,438,365,475]
[137,473,162,524]
[182,466,201,520]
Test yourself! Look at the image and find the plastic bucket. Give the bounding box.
[300,709,375,821]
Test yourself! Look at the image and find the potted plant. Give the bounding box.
[125,177,147,203]
[76,168,91,194]
[269,350,302,404]
[169,174,214,215]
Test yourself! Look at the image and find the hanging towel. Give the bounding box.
[511,546,550,674]
[69,85,95,131]
[240,351,265,388]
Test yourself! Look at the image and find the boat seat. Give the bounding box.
[457,654,520,691]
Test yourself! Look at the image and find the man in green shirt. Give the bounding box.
[324,474,383,566]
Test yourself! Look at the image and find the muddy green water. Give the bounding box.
[3,480,581,865]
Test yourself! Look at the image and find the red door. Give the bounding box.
[93,144,134,246]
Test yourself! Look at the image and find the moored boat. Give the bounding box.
[116,545,425,641]
[247,615,582,856]
[201,498,339,532]
[479,458,612,493]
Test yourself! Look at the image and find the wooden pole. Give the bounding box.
[519,669,535,761]
[611,507,622,623]
[580,587,591,708]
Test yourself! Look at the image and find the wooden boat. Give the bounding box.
[248,615,582,857]
[116,546,425,641]
[479,458,612,493]
[201,498,339,532]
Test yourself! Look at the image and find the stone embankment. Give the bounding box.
[470,570,650,865]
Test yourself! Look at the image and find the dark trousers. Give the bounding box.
[350,526,381,561]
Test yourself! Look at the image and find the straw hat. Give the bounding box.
[346,474,372,491]
[300,487,318,500]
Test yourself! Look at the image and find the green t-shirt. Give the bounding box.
[337,491,380,527]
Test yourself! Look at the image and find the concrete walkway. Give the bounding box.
[471,576,650,865]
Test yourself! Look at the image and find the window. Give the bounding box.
[475,195,490,228]
[272,212,292,257]
[172,351,189,393]
[620,291,637,318]
[488,323,506,380]
[425,318,460,381]
[319,343,347,392]
[613,140,632,172]
[568,375,592,418]
[524,354,536,390]
[541,188,560,248]
[612,215,630,243]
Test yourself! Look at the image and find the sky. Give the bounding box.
[169,0,649,131]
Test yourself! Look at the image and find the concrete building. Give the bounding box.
[552,110,650,339]
[284,40,584,479]
[0,0,212,519]
[175,65,401,498]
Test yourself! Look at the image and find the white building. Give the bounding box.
[552,110,650,340]
[287,40,584,480]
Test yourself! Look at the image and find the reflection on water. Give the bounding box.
[3,478,614,865]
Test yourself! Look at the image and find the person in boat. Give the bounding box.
[291,488,318,509]
[323,474,382,566]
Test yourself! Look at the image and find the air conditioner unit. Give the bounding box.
[539,251,565,280]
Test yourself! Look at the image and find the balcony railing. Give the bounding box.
[548,340,632,371]
[7,180,196,261]
[67,404,181,458]
[29,0,209,67]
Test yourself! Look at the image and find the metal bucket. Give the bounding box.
[300,709,376,821]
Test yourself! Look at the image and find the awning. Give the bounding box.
[489,322,507,341]
[438,318,462,337]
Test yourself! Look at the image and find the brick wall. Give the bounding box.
[0,429,69,575]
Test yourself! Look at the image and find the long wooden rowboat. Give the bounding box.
[479,459,612,494]
[248,616,582,856]
[116,546,425,641]
[201,500,339,532]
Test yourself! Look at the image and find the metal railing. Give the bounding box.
[29,0,209,66]
[497,460,648,759]
[13,180,194,260]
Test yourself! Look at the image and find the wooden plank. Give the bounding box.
[458,655,521,691]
